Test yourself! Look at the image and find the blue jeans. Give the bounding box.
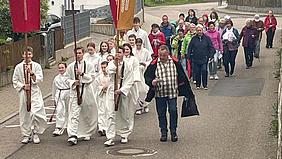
[155,97,178,135]
[244,47,254,67]
[194,62,208,88]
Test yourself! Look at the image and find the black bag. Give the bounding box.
[181,97,199,117]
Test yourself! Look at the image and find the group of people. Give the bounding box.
[12,9,277,147]
[147,9,277,89]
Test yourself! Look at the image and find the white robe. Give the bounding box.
[107,60,134,139]
[12,61,47,136]
[84,52,102,107]
[134,47,152,106]
[65,59,98,138]
[127,28,154,54]
[123,55,141,131]
[51,73,70,128]
[94,72,110,132]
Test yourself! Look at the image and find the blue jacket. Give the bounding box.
[187,34,215,64]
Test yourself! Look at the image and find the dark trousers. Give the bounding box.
[223,50,238,75]
[266,29,275,47]
[244,47,254,67]
[155,97,178,135]
[193,62,208,87]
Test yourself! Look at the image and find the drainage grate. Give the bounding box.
[107,147,157,157]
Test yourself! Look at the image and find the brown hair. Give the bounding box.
[86,42,95,49]
[24,46,33,53]
[159,45,169,52]
[99,41,110,53]
[74,46,84,53]
[58,62,67,68]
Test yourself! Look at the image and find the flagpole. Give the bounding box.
[71,0,82,105]
[114,29,120,111]
[23,0,31,112]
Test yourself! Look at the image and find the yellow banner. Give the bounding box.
[117,0,136,30]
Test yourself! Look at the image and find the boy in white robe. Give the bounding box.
[12,46,47,144]
[66,47,98,145]
[104,46,134,146]
[95,61,110,137]
[134,38,152,115]
[51,63,70,136]
[127,17,153,53]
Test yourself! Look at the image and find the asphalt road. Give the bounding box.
[0,2,281,159]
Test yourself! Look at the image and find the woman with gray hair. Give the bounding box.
[239,19,258,69]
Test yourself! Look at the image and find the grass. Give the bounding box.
[144,0,203,7]
[274,48,282,79]
[270,102,278,138]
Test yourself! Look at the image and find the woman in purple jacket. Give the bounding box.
[239,19,258,69]
[205,21,223,80]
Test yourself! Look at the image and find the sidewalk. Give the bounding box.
[0,33,112,124]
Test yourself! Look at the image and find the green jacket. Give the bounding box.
[172,35,183,58]
[181,31,195,55]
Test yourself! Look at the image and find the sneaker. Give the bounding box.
[33,134,40,144]
[225,73,229,77]
[171,133,178,142]
[144,106,149,113]
[104,139,115,147]
[21,136,30,144]
[204,87,208,90]
[209,75,214,80]
[193,81,196,84]
[214,75,219,80]
[121,137,128,144]
[68,137,77,145]
[83,136,91,141]
[135,109,142,115]
[196,87,200,90]
[160,134,167,142]
[53,128,61,136]
[246,66,250,69]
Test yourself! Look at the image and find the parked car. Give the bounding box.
[41,14,62,32]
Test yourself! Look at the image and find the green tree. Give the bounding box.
[0,0,12,40]
[0,0,49,44]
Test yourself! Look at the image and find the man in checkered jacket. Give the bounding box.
[144,45,195,142]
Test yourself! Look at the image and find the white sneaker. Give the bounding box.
[104,139,115,147]
[144,107,149,113]
[121,137,128,144]
[196,87,200,90]
[68,137,77,145]
[193,81,196,84]
[21,136,30,144]
[214,75,219,80]
[53,128,61,136]
[135,110,142,115]
[83,136,91,141]
[33,134,40,144]
[209,75,214,80]
[204,87,208,90]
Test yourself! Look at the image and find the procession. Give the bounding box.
[1,0,281,158]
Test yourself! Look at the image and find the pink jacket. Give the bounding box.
[205,29,223,52]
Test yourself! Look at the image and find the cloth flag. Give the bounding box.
[9,0,40,33]
[109,0,136,30]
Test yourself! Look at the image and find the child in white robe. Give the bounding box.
[66,47,98,145]
[12,46,47,144]
[51,62,70,136]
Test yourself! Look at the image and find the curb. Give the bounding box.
[0,93,52,125]
[213,6,282,17]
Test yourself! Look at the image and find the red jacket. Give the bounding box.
[148,31,166,57]
[264,15,277,32]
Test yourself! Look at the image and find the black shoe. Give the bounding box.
[246,66,250,69]
[266,45,269,48]
[171,133,178,142]
[270,46,273,48]
[160,134,167,142]
[225,73,229,77]
[98,130,106,136]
